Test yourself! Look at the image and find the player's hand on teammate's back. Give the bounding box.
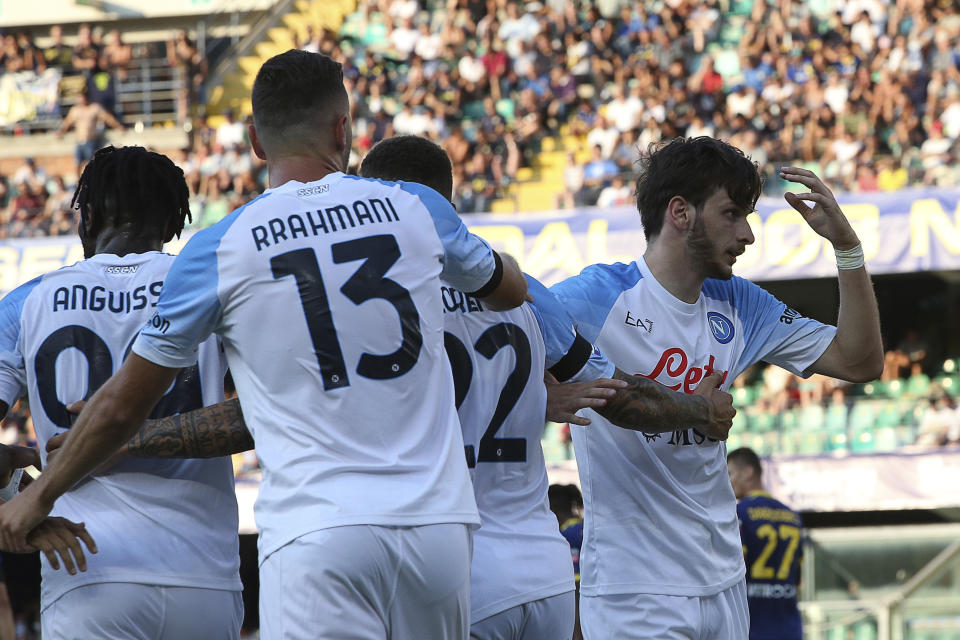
[26,516,97,575]
[544,374,628,426]
[692,372,736,441]
[780,167,860,251]
[0,445,40,487]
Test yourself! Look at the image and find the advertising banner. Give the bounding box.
[765,450,960,512]
[2,186,959,297]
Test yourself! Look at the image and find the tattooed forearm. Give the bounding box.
[126,398,254,458]
[595,369,709,434]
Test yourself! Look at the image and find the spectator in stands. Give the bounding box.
[100,30,132,81]
[55,90,124,170]
[215,110,246,149]
[578,144,617,206]
[43,25,72,70]
[596,175,632,208]
[166,30,206,120]
[71,24,100,74]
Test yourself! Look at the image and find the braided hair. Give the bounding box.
[72,145,192,245]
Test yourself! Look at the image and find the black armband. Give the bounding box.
[467,251,503,298]
[548,333,593,383]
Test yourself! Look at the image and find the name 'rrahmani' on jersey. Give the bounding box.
[133,173,502,560]
[0,251,240,609]
[551,258,835,598]
[442,274,613,623]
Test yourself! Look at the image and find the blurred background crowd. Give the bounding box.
[2,0,960,238]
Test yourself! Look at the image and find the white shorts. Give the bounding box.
[580,580,749,640]
[470,590,575,640]
[259,523,472,640]
[42,583,243,640]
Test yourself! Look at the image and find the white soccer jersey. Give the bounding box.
[0,252,240,608]
[443,275,613,623]
[551,258,836,598]
[134,173,498,559]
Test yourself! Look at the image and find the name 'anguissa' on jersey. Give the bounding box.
[250,195,401,251]
[52,281,164,314]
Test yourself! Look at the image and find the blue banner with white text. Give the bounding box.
[1,187,959,297]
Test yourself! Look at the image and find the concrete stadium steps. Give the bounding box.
[488,140,576,213]
[207,0,356,116]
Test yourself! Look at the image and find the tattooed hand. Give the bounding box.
[691,372,735,441]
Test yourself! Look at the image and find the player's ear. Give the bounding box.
[333,114,349,152]
[665,195,692,232]
[248,124,267,160]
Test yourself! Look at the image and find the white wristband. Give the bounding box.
[835,244,864,270]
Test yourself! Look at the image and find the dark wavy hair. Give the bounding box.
[635,137,762,240]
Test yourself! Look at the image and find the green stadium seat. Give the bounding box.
[850,428,877,453]
[732,411,750,433]
[825,428,849,452]
[732,385,754,408]
[780,409,799,431]
[886,378,904,397]
[749,411,776,433]
[862,381,889,398]
[799,404,826,431]
[874,426,899,452]
[825,403,848,430]
[848,400,880,431]
[905,373,931,397]
[495,98,515,123]
[853,621,879,640]
[875,402,902,428]
[797,430,826,455]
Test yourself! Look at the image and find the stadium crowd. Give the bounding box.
[1,0,960,237]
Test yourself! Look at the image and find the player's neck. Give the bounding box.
[643,239,704,304]
[267,154,344,189]
[93,228,162,257]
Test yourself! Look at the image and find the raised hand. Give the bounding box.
[691,371,736,441]
[545,375,628,426]
[780,167,860,250]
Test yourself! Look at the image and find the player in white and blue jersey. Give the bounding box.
[359,135,738,640]
[551,137,883,639]
[0,146,242,639]
[0,51,528,640]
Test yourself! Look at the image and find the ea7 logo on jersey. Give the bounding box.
[624,310,653,333]
[707,312,734,344]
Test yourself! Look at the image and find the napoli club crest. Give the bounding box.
[706,312,734,344]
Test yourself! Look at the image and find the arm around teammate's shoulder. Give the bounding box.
[473,251,527,311]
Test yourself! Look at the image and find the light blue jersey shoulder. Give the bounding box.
[549,262,642,343]
[526,274,614,382]
[341,175,497,294]
[702,275,835,377]
[135,193,271,368]
[0,276,43,405]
